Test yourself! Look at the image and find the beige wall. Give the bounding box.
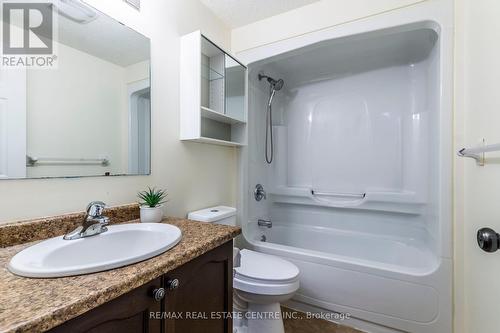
[231,0,426,53]
[0,0,236,223]
[125,60,150,84]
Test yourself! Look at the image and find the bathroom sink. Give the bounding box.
[8,223,182,278]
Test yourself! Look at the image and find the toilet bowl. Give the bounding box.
[188,206,300,333]
[233,248,299,333]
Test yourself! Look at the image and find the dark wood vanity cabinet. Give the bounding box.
[163,240,233,333]
[48,241,233,333]
[49,277,162,333]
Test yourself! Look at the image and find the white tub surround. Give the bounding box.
[238,1,453,332]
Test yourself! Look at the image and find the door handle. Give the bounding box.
[477,228,500,252]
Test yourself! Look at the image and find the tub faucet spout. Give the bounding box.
[258,219,272,228]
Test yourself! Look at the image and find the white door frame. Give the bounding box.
[128,79,150,174]
[0,68,26,179]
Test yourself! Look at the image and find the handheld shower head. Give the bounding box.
[258,73,284,91]
[258,73,285,164]
[273,79,284,91]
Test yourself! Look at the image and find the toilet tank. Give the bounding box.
[187,206,237,226]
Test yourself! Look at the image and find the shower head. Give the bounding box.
[258,73,284,91]
[258,73,284,165]
[273,79,284,91]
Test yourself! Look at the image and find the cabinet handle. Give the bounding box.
[152,288,166,301]
[166,278,180,290]
[477,227,500,252]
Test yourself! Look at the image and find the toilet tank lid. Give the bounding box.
[187,206,236,222]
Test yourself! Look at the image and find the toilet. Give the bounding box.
[188,206,300,333]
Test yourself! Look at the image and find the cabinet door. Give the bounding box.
[49,278,162,333]
[164,241,233,333]
[224,54,246,122]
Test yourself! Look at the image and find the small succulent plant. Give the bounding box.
[138,187,167,208]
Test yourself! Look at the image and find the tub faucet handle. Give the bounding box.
[254,184,267,201]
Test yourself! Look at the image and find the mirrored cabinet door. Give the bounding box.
[225,55,245,122]
[201,36,225,115]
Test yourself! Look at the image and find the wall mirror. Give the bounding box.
[0,1,151,179]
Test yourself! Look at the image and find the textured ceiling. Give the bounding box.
[200,0,320,28]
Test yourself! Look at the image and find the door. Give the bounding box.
[457,1,500,333]
[128,79,151,175]
[0,67,26,179]
[164,241,233,333]
[49,278,163,333]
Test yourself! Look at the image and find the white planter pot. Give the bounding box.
[140,205,164,223]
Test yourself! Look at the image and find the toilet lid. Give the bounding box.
[234,250,299,282]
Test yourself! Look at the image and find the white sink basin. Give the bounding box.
[8,223,182,278]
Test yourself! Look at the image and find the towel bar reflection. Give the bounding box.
[457,142,500,166]
[26,155,109,167]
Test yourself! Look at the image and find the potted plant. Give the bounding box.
[138,187,167,223]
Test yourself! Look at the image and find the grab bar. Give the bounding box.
[311,190,366,199]
[26,155,109,167]
[458,141,500,166]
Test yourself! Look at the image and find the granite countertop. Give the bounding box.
[0,218,241,333]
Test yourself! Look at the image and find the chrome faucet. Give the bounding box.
[64,201,110,240]
[258,219,272,228]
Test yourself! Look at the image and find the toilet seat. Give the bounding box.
[234,249,300,295]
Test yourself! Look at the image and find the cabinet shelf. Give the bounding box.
[201,106,245,125]
[201,64,224,81]
[191,137,245,147]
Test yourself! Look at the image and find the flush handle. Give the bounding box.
[477,228,500,252]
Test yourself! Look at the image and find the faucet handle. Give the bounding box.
[86,201,107,217]
[254,184,267,201]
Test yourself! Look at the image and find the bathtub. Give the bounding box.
[244,222,451,333]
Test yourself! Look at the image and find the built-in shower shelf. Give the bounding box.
[270,186,424,214]
[201,106,245,124]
